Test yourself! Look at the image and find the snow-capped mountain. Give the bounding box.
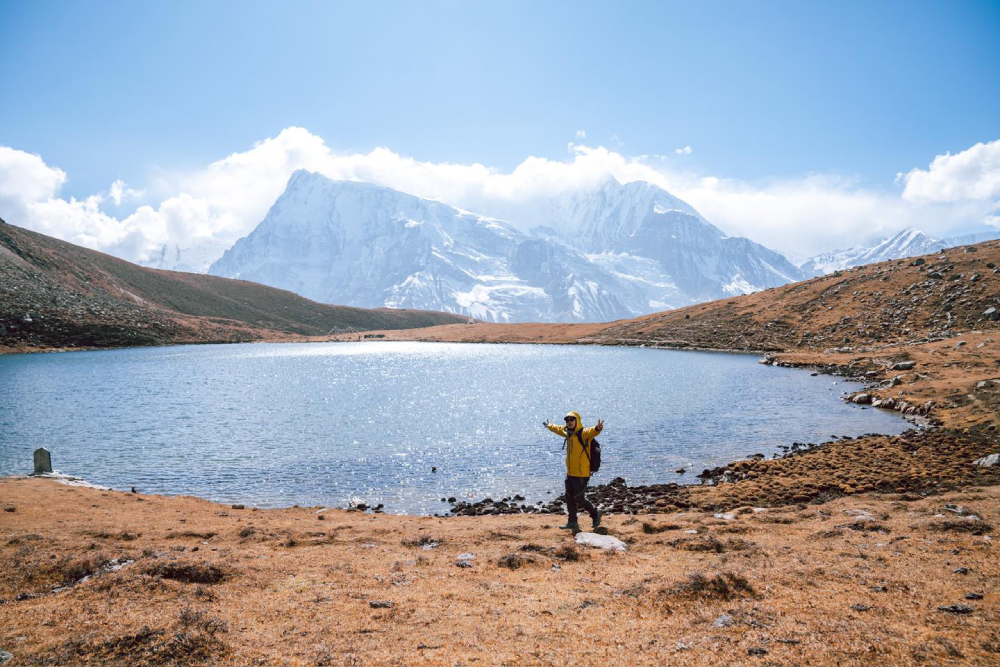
[800,227,1000,277]
[943,230,1000,247]
[208,172,644,322]
[209,171,806,322]
[146,239,226,274]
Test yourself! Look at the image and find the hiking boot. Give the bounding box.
[559,522,581,532]
[592,511,602,530]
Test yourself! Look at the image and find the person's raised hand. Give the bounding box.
[596,418,604,431]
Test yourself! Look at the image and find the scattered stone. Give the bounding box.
[850,604,872,612]
[747,647,768,656]
[713,513,735,521]
[456,552,476,568]
[369,600,393,609]
[984,306,999,321]
[953,567,969,575]
[33,447,52,474]
[231,504,245,510]
[937,604,973,614]
[497,553,535,569]
[713,613,735,628]
[575,532,627,552]
[891,361,916,371]
[0,650,11,665]
[965,592,984,600]
[974,453,999,467]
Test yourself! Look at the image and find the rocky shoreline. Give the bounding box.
[445,343,999,517]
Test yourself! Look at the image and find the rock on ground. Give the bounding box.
[575,532,627,552]
[974,453,999,467]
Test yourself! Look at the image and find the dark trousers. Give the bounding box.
[565,475,597,523]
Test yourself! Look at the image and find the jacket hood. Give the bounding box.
[565,411,583,432]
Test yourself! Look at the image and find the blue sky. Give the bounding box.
[3,0,998,197]
[0,0,998,264]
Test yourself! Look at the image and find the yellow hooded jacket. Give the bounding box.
[546,411,599,477]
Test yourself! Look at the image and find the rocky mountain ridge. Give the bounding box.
[209,171,805,321]
[800,227,1000,277]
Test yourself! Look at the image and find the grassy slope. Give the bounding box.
[588,238,1000,353]
[0,218,467,350]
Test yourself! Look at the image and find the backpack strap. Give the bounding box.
[577,431,591,463]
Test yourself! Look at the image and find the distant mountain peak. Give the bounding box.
[799,226,1000,277]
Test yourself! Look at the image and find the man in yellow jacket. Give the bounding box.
[544,411,603,532]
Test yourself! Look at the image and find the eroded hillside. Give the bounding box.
[0,219,467,352]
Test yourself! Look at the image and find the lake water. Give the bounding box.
[0,341,911,513]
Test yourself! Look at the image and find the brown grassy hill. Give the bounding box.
[587,238,1000,352]
[0,218,467,351]
[360,237,1000,356]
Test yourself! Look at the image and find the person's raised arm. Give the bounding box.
[543,418,567,437]
[583,418,604,439]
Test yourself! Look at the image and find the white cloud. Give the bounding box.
[900,139,1000,204]
[2,129,998,271]
[0,146,66,216]
[674,145,692,155]
[575,130,586,139]
[108,179,144,206]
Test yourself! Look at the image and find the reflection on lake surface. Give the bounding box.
[0,341,911,513]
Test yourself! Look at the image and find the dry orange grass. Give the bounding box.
[1,478,998,666]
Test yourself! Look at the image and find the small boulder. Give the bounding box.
[891,361,916,371]
[575,532,627,552]
[974,453,999,467]
[937,604,973,614]
[713,613,735,628]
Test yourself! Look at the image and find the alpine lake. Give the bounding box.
[0,341,912,513]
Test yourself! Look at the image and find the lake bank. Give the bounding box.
[1,476,997,666]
